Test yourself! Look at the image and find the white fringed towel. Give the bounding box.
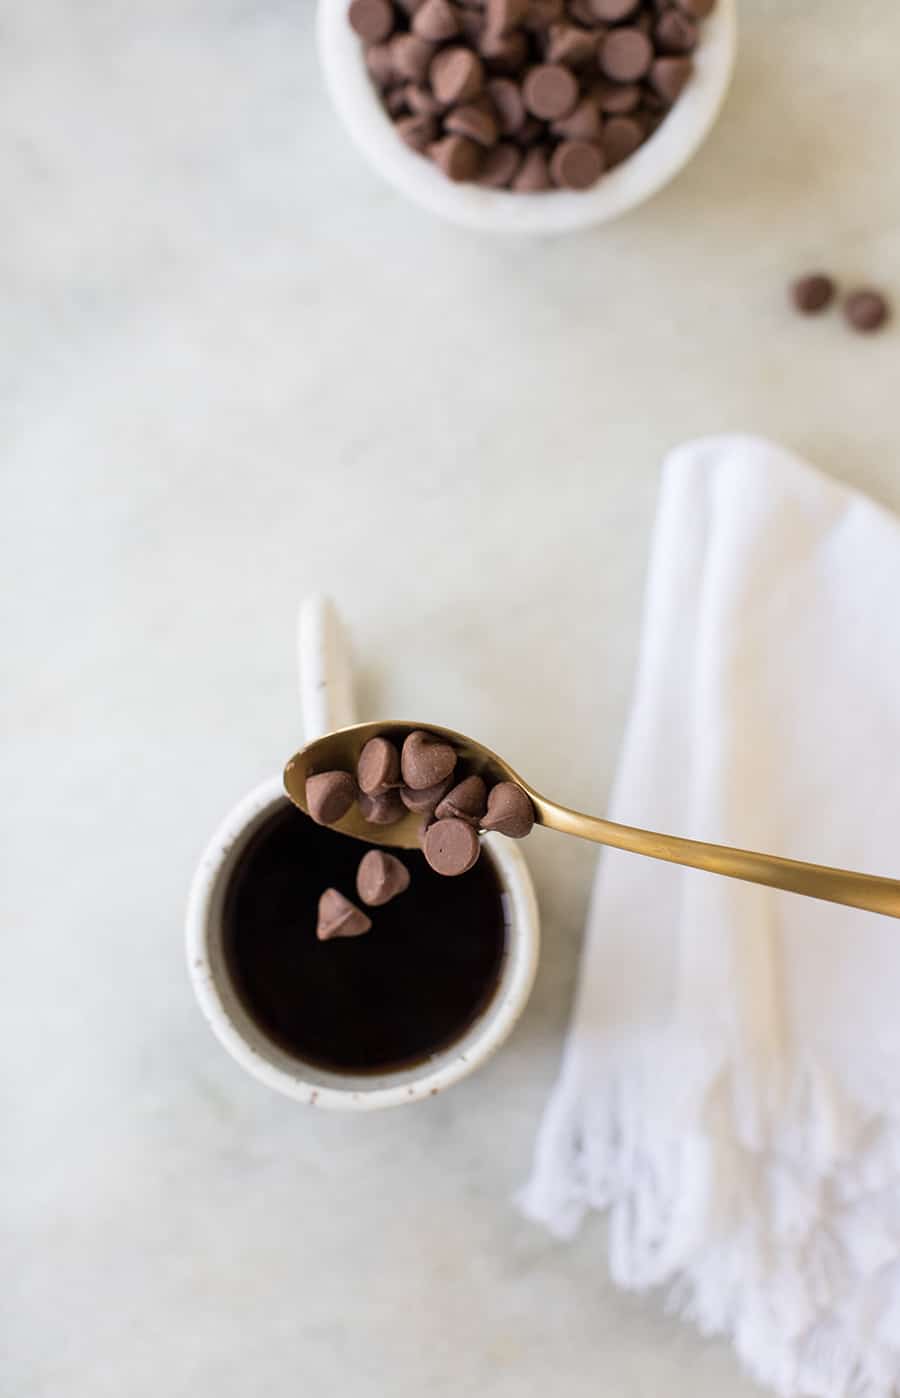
[520,436,900,1398]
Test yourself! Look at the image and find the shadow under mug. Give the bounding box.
[185,598,540,1111]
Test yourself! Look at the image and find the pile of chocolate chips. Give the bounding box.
[307,728,535,938]
[348,0,715,191]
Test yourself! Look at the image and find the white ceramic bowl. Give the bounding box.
[317,0,737,235]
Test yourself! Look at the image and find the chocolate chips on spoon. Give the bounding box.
[348,0,717,190]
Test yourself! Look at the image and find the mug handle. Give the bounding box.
[297,595,358,743]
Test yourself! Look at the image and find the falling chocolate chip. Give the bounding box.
[413,0,461,39]
[790,273,835,315]
[317,889,372,940]
[550,138,604,188]
[604,113,644,164]
[356,850,411,906]
[435,774,488,826]
[844,289,890,334]
[544,23,597,67]
[306,771,356,826]
[552,95,602,140]
[390,32,437,82]
[349,0,396,42]
[401,730,459,789]
[600,26,653,81]
[590,0,639,18]
[523,62,579,120]
[446,100,500,145]
[423,817,481,876]
[649,54,692,102]
[357,736,401,795]
[477,140,523,185]
[513,143,552,188]
[430,45,485,103]
[481,782,535,837]
[397,112,439,149]
[487,76,526,134]
[654,7,697,52]
[358,788,406,824]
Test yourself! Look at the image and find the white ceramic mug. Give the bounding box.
[185,596,540,1111]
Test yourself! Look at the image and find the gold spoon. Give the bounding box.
[284,720,900,919]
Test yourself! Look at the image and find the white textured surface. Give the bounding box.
[3,2,900,1395]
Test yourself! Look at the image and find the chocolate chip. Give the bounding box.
[446,100,500,145]
[600,27,653,81]
[349,0,396,43]
[366,42,395,85]
[589,0,639,17]
[430,44,485,102]
[316,888,372,940]
[306,771,356,825]
[399,775,453,813]
[649,54,692,102]
[429,132,484,178]
[481,782,535,837]
[512,143,551,187]
[844,289,890,333]
[603,113,644,164]
[480,28,529,72]
[455,7,483,42]
[356,850,411,906]
[358,788,406,824]
[552,95,602,140]
[592,78,641,112]
[396,112,439,148]
[357,736,401,795]
[523,63,579,119]
[486,0,530,36]
[487,76,527,133]
[674,0,715,16]
[413,0,461,38]
[423,818,481,876]
[434,774,488,825]
[390,32,437,82]
[524,0,566,28]
[400,730,458,789]
[404,82,444,114]
[550,138,604,188]
[790,273,835,314]
[545,22,597,67]
[654,7,698,52]
[477,140,523,184]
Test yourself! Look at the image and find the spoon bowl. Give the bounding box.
[284,720,528,849]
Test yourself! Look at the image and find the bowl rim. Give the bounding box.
[317,0,738,235]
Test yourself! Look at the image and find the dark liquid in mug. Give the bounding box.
[223,804,509,1074]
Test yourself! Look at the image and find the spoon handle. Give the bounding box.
[536,800,900,918]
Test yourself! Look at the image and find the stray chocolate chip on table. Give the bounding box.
[844,288,890,334]
[790,273,835,314]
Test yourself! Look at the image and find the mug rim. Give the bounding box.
[186,775,540,1110]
